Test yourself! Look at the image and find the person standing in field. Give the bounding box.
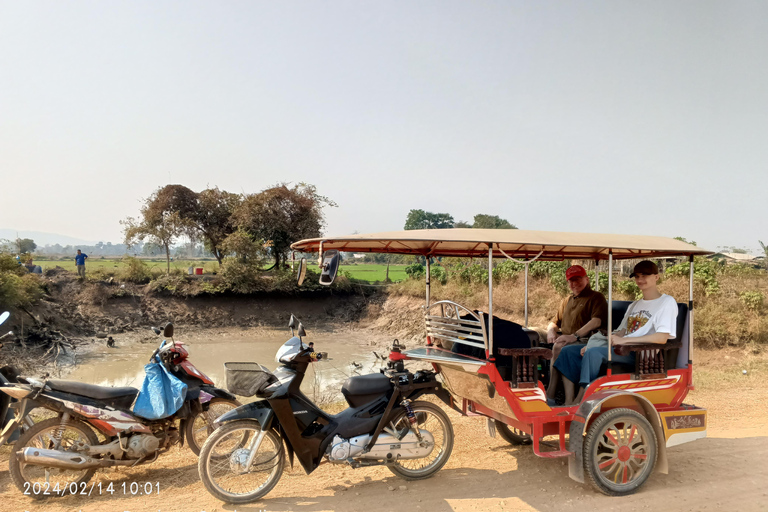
[75,249,88,279]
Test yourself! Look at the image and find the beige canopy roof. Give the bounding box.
[291,229,712,261]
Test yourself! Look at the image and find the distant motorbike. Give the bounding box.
[0,322,239,498]
[197,315,454,504]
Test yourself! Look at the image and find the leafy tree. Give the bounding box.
[403,209,455,230]
[123,185,197,274]
[16,238,37,254]
[472,214,517,229]
[454,220,472,228]
[192,187,243,264]
[232,183,335,269]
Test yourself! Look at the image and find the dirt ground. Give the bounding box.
[1,337,766,512]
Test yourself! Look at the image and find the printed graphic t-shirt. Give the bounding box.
[618,294,678,339]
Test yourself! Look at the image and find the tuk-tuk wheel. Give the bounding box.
[583,408,657,496]
[494,420,531,445]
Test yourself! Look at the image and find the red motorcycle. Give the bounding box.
[0,323,239,499]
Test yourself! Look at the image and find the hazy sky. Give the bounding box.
[1,1,765,253]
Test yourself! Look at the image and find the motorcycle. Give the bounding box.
[0,312,34,444]
[197,315,455,504]
[0,322,239,498]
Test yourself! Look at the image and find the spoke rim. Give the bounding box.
[594,419,651,487]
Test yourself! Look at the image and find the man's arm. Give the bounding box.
[613,332,670,345]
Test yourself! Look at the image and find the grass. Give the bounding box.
[31,257,406,284]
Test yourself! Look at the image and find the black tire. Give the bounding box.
[198,420,284,504]
[185,398,241,456]
[387,401,454,480]
[494,420,532,445]
[9,416,99,499]
[583,408,658,496]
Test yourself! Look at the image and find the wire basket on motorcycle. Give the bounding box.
[224,362,278,397]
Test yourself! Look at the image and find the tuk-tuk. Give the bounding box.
[292,228,712,496]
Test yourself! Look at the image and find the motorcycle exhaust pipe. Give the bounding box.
[18,447,104,470]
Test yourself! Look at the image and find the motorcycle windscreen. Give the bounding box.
[133,362,188,420]
[275,336,306,364]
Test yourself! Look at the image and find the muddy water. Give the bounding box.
[66,327,396,402]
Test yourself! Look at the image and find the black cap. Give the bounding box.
[630,260,659,278]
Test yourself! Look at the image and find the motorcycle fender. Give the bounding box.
[213,400,275,431]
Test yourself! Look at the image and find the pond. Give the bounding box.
[65,326,397,404]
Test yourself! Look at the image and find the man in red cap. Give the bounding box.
[545,264,607,401]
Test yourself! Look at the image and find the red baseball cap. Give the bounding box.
[565,265,587,280]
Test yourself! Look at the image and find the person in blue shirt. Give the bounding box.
[75,249,88,279]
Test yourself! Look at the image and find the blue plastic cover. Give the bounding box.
[132,362,187,420]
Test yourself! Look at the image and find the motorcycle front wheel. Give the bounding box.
[387,401,454,480]
[9,416,99,499]
[185,397,242,456]
[198,419,284,504]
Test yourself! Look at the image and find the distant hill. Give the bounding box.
[0,229,99,247]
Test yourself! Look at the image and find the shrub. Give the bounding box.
[739,291,764,312]
[0,272,43,307]
[614,279,641,300]
[493,260,523,282]
[219,259,262,293]
[120,256,152,284]
[666,257,721,295]
[405,263,425,280]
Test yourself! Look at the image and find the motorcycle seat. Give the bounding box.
[46,379,139,400]
[341,373,392,397]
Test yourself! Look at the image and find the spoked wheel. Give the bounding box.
[494,420,532,445]
[185,398,242,456]
[9,417,99,499]
[583,408,658,496]
[198,420,284,504]
[387,401,454,480]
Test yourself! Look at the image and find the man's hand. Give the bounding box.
[580,346,587,356]
[554,334,578,346]
[547,329,558,344]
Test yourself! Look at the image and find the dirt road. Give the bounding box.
[1,348,766,512]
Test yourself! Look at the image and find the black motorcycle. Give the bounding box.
[0,322,239,498]
[197,315,455,504]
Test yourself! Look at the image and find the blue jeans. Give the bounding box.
[553,345,635,387]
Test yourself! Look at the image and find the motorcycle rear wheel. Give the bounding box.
[9,417,99,499]
[198,419,284,504]
[185,398,242,456]
[387,401,454,480]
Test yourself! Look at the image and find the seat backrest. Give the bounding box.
[612,299,689,370]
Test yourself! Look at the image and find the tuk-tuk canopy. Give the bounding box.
[291,229,712,261]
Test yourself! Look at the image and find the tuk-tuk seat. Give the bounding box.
[601,301,689,377]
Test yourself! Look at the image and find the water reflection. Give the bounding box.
[66,327,391,403]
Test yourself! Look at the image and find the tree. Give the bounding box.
[16,238,37,254]
[403,210,455,230]
[454,220,472,228]
[191,187,243,264]
[472,214,517,229]
[123,185,198,274]
[760,241,768,271]
[232,183,335,269]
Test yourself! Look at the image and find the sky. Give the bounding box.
[1,1,766,254]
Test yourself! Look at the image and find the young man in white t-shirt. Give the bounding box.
[553,260,678,405]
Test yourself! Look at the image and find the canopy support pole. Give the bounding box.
[594,259,599,293]
[607,250,613,375]
[488,244,494,360]
[524,263,529,327]
[425,257,431,308]
[689,254,694,373]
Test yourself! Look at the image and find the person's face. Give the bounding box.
[77,250,81,255]
[568,275,589,296]
[633,272,659,291]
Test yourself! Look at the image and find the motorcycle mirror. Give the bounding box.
[152,327,162,336]
[0,312,9,326]
[319,250,340,286]
[297,258,307,286]
[163,322,174,338]
[297,323,307,338]
[288,315,297,329]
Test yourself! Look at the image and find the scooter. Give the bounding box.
[0,322,239,499]
[197,315,455,504]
